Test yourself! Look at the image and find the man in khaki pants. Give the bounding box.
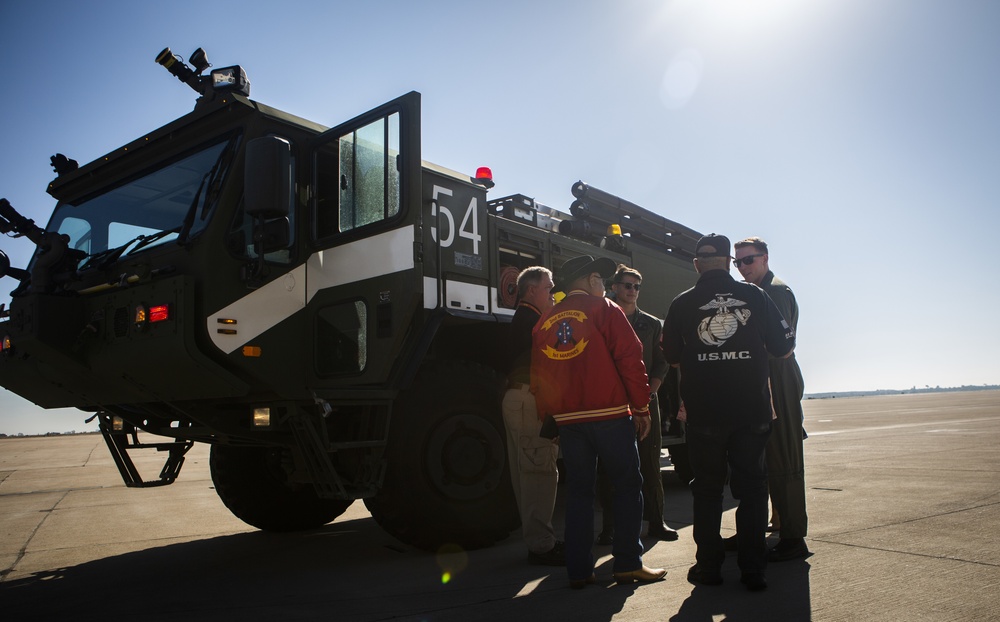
[502,266,563,566]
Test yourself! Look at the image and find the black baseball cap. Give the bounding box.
[695,233,731,258]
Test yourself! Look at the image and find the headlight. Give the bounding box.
[211,66,250,96]
[252,407,271,428]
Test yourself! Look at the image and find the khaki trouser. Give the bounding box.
[502,386,559,554]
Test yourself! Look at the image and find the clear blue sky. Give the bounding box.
[1,0,997,435]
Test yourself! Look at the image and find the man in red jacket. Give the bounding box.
[531,255,666,589]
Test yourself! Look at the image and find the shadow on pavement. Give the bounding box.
[661,467,812,621]
[670,558,812,622]
[3,465,795,621]
[1,514,634,622]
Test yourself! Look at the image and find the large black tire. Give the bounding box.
[364,361,518,551]
[210,444,353,532]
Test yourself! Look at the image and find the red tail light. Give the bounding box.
[149,305,170,323]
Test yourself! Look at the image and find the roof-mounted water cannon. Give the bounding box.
[0,197,45,247]
[155,47,250,105]
[155,47,206,94]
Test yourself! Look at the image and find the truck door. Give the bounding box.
[306,92,422,385]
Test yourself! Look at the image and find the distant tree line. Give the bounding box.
[806,384,999,400]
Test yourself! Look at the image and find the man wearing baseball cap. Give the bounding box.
[531,255,666,589]
[662,234,795,591]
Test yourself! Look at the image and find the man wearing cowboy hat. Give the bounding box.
[531,255,666,589]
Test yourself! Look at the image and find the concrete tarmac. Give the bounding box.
[2,391,999,621]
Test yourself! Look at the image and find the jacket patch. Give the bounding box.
[540,310,590,360]
[697,294,751,347]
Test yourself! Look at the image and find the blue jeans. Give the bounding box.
[559,417,645,580]
[687,421,772,574]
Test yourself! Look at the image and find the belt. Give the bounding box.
[508,382,530,391]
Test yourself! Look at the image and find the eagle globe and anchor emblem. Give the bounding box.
[698,294,751,347]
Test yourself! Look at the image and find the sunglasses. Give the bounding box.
[615,282,641,291]
[733,253,765,267]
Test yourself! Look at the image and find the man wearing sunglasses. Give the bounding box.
[599,266,679,544]
[734,237,810,563]
[662,233,795,591]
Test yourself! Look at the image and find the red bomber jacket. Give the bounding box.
[530,290,651,426]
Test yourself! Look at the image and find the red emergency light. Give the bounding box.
[472,166,495,189]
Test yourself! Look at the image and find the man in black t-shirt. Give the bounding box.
[662,234,795,592]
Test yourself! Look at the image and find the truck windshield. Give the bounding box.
[47,134,240,263]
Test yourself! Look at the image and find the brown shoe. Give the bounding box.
[613,565,667,584]
[570,573,597,589]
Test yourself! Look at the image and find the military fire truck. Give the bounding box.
[0,48,702,551]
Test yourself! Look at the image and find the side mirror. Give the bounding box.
[255,217,290,254]
[244,136,291,218]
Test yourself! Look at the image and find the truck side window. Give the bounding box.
[314,112,400,238]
